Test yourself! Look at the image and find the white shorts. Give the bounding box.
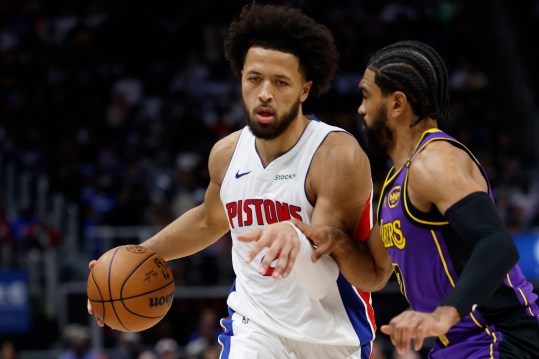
[218,312,373,359]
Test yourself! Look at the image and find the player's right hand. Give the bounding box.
[237,222,301,279]
[87,260,105,327]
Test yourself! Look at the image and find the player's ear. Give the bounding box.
[300,80,312,102]
[392,91,407,116]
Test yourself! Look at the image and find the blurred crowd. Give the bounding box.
[0,0,538,357]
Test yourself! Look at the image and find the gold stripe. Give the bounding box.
[469,312,482,328]
[441,312,496,357]
[431,230,455,287]
[403,173,449,226]
[378,128,442,219]
[517,288,529,306]
[470,312,496,358]
[402,129,493,226]
[506,273,530,307]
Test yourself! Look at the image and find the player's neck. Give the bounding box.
[255,115,309,168]
[388,118,437,169]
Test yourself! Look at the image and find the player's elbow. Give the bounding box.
[351,265,392,292]
[370,265,393,292]
[476,230,520,274]
[499,236,520,270]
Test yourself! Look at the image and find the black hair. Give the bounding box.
[368,40,454,124]
[224,3,339,98]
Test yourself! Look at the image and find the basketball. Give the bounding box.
[87,244,175,332]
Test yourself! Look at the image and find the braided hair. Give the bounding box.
[224,3,339,98]
[368,40,454,125]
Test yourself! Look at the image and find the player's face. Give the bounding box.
[241,47,311,140]
[358,69,395,154]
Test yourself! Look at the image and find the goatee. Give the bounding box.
[362,106,394,155]
[243,98,301,140]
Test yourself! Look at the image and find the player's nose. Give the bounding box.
[258,81,273,102]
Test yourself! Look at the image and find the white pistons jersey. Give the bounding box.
[220,119,376,346]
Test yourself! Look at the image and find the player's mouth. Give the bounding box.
[255,107,275,124]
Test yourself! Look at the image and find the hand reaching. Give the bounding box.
[381,306,460,354]
[87,260,105,327]
[292,220,346,262]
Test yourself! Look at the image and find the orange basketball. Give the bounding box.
[87,244,175,332]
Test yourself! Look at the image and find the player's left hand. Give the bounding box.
[292,220,346,262]
[381,306,460,354]
[237,222,301,279]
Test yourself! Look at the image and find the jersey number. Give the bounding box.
[392,263,408,299]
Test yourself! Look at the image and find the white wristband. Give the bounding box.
[283,221,339,300]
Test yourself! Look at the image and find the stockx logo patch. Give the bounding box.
[275,173,296,181]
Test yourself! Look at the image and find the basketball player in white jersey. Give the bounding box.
[88,3,392,358]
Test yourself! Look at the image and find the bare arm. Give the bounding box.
[236,131,392,291]
[306,131,392,289]
[382,141,518,354]
[294,220,392,291]
[142,132,239,260]
[88,131,239,326]
[407,141,488,214]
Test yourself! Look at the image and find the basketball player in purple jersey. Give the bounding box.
[295,40,539,358]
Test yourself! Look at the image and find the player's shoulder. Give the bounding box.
[318,130,368,165]
[208,129,243,183]
[210,129,242,157]
[310,129,371,189]
[410,139,480,198]
[413,139,472,174]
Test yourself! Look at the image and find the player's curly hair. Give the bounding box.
[368,40,455,125]
[224,3,339,98]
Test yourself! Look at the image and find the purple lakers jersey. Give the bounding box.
[377,129,539,357]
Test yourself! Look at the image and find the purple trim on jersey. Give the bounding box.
[336,274,376,346]
[430,311,501,358]
[504,264,539,312]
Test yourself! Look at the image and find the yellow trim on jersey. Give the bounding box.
[404,173,449,226]
[403,129,493,226]
[469,312,497,358]
[410,130,490,187]
[505,273,537,317]
[403,129,450,225]
[377,129,441,218]
[431,230,456,287]
[485,327,497,343]
[470,312,482,327]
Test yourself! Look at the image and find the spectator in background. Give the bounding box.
[184,308,220,358]
[109,332,144,359]
[1,340,17,359]
[0,204,14,268]
[154,338,180,359]
[57,323,100,359]
[137,351,157,359]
